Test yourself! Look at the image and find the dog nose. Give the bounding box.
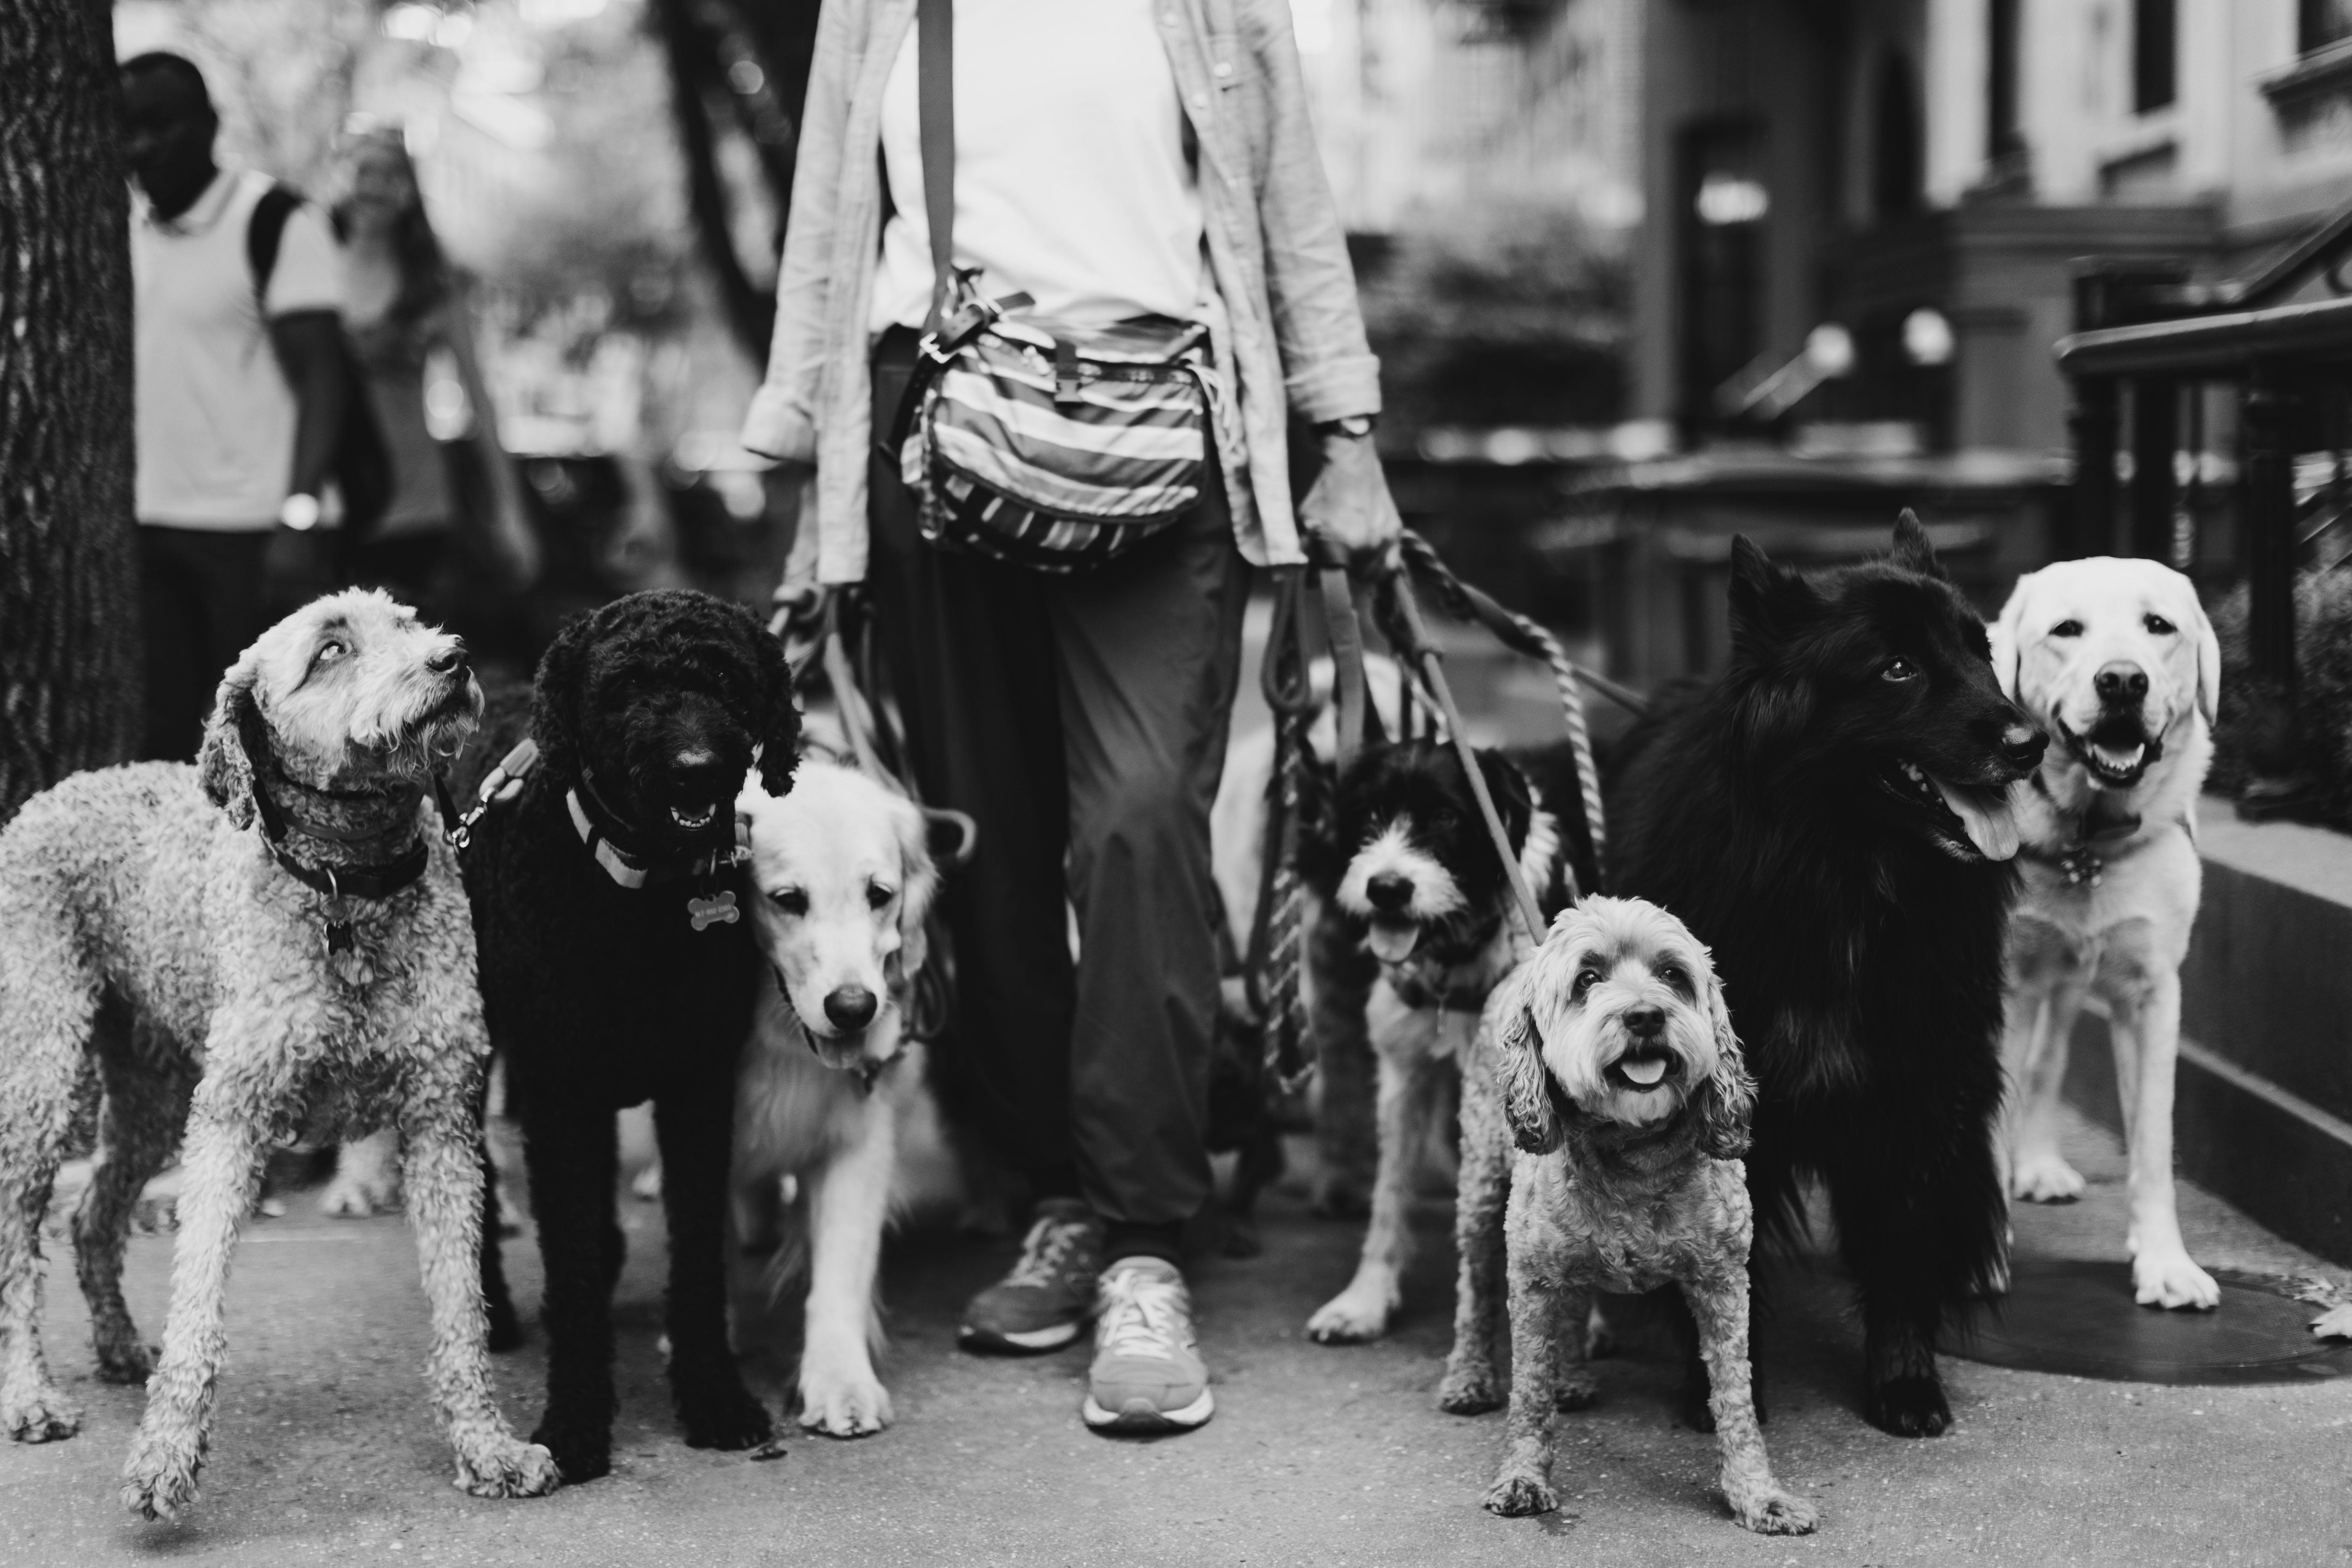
[426,641,468,676]
[1622,1006,1665,1039]
[1366,873,1412,912]
[824,986,878,1031]
[2093,663,2150,705]
[1998,722,2046,770]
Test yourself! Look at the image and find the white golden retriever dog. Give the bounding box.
[732,758,945,1436]
[1482,898,1812,1534]
[1990,556,2220,1310]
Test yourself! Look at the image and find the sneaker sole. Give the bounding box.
[958,1319,1085,1354]
[1080,1388,1215,1434]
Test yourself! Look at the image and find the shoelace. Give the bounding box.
[1096,1269,1190,1359]
[1004,1214,1088,1291]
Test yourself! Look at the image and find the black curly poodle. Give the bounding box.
[457,590,799,1483]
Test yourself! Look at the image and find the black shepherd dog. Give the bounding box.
[1607,515,2045,1437]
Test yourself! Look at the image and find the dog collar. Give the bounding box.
[565,786,743,895]
[265,837,431,959]
[1387,971,1489,1016]
[2022,786,2149,888]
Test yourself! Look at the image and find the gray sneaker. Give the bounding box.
[1081,1257,1214,1434]
[958,1198,1103,1353]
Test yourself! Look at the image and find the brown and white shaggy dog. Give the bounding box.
[1478,898,1814,1535]
[0,590,556,1519]
[731,760,945,1438]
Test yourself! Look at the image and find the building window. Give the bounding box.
[1872,52,1924,221]
[1987,0,2024,161]
[2134,0,2176,112]
[2304,0,2352,53]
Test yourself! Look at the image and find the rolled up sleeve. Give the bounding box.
[741,0,857,461]
[1246,0,1380,426]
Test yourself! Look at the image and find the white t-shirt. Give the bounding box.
[133,169,344,530]
[869,0,1206,333]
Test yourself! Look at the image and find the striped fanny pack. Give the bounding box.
[895,295,1210,573]
[886,0,1209,574]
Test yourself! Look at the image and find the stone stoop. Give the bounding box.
[2064,798,2352,1266]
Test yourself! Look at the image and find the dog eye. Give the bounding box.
[1655,962,1688,993]
[1571,968,1601,1000]
[769,888,808,917]
[866,883,896,910]
[1881,657,1919,683]
[2050,619,2084,638]
[314,640,347,666]
[2144,613,2176,636]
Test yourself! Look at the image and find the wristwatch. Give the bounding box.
[279,492,322,532]
[1318,414,1376,440]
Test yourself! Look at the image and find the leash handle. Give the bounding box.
[1386,569,1548,949]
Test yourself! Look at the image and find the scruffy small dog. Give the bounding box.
[0,590,556,1518]
[731,760,941,1438]
[1482,898,1814,1536]
[1298,738,1582,1344]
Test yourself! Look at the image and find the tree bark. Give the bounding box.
[0,0,139,822]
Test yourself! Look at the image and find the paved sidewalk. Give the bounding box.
[4,1107,2348,1568]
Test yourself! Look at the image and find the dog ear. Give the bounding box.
[1475,749,1533,847]
[1989,570,2032,704]
[749,610,802,797]
[1890,509,1946,581]
[1694,971,1756,1162]
[891,794,941,980]
[2185,583,2221,727]
[531,610,593,783]
[1495,977,1564,1156]
[196,654,262,830]
[1727,535,1819,663]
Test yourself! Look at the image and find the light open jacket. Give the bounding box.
[740,0,1382,584]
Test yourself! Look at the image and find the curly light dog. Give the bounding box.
[0,589,557,1519]
[1479,897,1814,1535]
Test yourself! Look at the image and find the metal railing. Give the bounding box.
[2055,222,2352,813]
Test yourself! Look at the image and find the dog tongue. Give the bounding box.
[1619,1055,1668,1087]
[1367,920,1420,963]
[1929,775,2021,861]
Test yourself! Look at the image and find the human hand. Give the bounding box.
[1298,431,1402,565]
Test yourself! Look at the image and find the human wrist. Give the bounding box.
[1315,413,1377,442]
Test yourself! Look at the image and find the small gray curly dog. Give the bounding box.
[1476,897,1815,1535]
[0,589,558,1519]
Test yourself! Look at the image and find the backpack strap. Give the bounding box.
[245,181,303,314]
[917,0,954,333]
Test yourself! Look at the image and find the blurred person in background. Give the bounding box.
[744,0,1399,1440]
[333,125,539,618]
[122,50,349,761]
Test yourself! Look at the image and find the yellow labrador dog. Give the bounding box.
[1991,557,2220,1310]
[731,759,943,1436]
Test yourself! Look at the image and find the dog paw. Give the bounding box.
[1863,1374,1951,1438]
[120,1424,204,1520]
[92,1337,156,1386]
[799,1370,892,1438]
[2009,1154,2087,1204]
[1437,1360,1504,1416]
[318,1172,397,1218]
[679,1383,775,1452]
[528,1419,611,1484]
[454,1434,561,1499]
[1553,1368,1598,1412]
[2133,1251,2221,1311]
[1306,1279,1396,1344]
[2,1382,83,1443]
[1729,1486,1819,1535]
[2312,1303,2352,1340]
[1482,1472,1558,1518]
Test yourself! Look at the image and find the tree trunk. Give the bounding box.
[0,0,139,822]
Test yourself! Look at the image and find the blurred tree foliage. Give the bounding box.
[1352,203,1628,436]
[115,0,372,191]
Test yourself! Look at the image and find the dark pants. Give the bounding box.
[867,331,1250,1260]
[136,525,272,762]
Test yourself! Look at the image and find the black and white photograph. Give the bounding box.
[3,0,2351,1560]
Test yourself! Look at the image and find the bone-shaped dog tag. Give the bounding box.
[688,891,740,931]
